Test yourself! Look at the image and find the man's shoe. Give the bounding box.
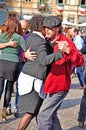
[14,109,19,118]
[78,121,84,128]
[78,86,84,89]
[6,108,12,115]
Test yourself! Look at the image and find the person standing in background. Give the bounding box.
[0,17,27,121]
[13,19,30,117]
[70,28,85,89]
[7,19,36,117]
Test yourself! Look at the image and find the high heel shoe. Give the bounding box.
[78,121,84,128]
[1,108,7,121]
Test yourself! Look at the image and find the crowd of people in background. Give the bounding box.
[0,14,86,130]
[63,25,86,128]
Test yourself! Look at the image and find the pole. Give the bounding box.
[19,0,22,20]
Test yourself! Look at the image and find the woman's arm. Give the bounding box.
[0,40,18,49]
[24,47,37,61]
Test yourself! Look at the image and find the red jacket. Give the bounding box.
[44,34,84,94]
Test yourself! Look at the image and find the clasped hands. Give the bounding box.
[57,41,70,54]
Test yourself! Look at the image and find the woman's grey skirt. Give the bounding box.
[18,89,43,116]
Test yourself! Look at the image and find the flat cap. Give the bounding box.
[43,15,61,28]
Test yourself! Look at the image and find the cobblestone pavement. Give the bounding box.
[0,76,86,130]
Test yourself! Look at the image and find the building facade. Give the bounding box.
[0,0,86,25]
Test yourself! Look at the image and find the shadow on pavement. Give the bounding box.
[71,83,80,89]
[68,123,86,130]
[60,98,81,109]
[0,112,25,124]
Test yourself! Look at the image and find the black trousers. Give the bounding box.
[0,78,14,108]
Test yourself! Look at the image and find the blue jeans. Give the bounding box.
[14,84,19,109]
[76,66,84,87]
[14,62,25,109]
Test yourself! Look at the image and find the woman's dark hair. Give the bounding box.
[73,28,79,34]
[29,14,45,32]
[5,17,22,37]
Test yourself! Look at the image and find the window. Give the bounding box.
[70,0,76,5]
[26,0,31,1]
[40,0,46,3]
[9,0,16,1]
[0,0,5,8]
[56,0,63,4]
[64,0,77,5]
[58,0,63,3]
[81,0,85,4]
[80,0,86,14]
[0,0,5,1]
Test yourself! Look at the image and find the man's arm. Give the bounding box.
[24,41,70,63]
[58,41,70,54]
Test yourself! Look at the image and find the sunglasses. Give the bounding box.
[21,28,27,31]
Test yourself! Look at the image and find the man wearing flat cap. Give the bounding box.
[36,15,84,130]
[43,15,61,28]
